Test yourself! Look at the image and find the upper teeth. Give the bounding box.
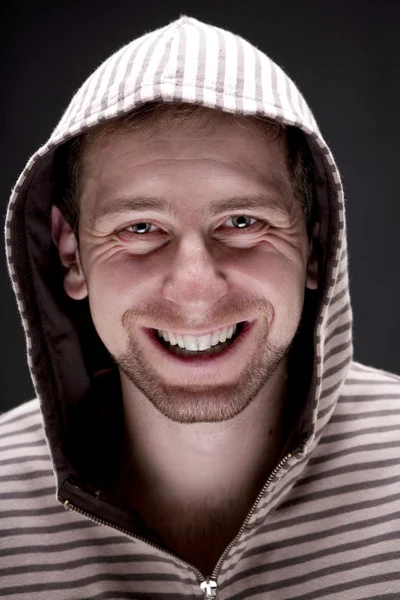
[157,324,238,351]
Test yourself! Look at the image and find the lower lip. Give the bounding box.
[143,321,255,367]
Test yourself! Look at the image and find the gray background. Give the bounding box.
[1,0,399,413]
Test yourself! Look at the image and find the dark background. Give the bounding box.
[1,0,399,413]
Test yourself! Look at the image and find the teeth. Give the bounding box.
[169,332,178,346]
[219,329,227,343]
[157,323,238,352]
[211,330,220,347]
[197,334,212,351]
[182,336,201,352]
[176,334,185,349]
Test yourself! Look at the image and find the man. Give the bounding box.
[1,15,399,599]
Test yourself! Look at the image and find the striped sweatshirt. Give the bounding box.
[2,15,400,600]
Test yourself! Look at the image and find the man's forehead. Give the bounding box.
[79,108,297,225]
[83,118,290,185]
[83,108,288,168]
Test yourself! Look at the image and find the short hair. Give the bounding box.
[53,101,317,239]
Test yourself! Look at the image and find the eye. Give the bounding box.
[124,222,157,235]
[225,215,260,229]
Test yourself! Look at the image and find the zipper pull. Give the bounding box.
[200,578,217,599]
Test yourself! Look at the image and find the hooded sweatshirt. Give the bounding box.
[1,15,400,600]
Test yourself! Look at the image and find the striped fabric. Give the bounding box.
[2,15,400,599]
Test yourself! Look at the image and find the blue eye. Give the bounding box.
[227,215,258,228]
[120,215,263,240]
[126,222,155,234]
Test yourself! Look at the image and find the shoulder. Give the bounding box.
[329,361,400,445]
[345,361,400,384]
[306,361,400,496]
[0,398,45,444]
[0,399,51,478]
[0,398,59,529]
[341,361,400,400]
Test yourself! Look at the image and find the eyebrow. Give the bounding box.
[206,195,291,219]
[92,193,291,227]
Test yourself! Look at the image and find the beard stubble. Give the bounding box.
[114,304,292,424]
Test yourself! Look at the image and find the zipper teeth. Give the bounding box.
[210,451,293,579]
[63,500,205,582]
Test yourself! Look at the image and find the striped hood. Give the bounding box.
[5,16,352,518]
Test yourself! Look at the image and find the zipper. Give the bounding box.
[210,451,294,582]
[64,450,294,599]
[63,499,207,587]
[200,578,218,599]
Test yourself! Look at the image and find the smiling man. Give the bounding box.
[54,107,316,426]
[1,15,400,600]
[50,106,318,573]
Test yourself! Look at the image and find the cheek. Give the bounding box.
[84,249,173,342]
[229,246,306,304]
[82,251,148,347]
[229,247,307,339]
[85,245,156,302]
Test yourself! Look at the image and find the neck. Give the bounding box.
[116,358,289,514]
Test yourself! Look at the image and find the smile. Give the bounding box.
[156,323,239,352]
[145,321,253,362]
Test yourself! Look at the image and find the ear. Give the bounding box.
[306,222,319,290]
[51,205,88,300]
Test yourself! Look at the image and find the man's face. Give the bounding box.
[71,116,317,423]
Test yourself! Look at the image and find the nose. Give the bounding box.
[163,234,228,310]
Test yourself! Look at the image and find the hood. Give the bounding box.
[5,16,352,516]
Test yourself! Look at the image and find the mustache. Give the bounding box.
[122,297,273,331]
